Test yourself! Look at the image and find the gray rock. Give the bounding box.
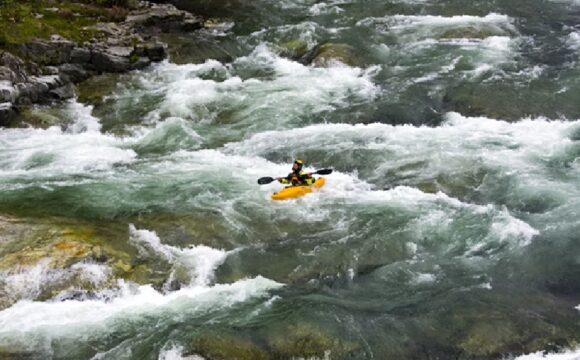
[144,42,166,61]
[32,75,63,90]
[50,83,75,100]
[58,64,92,83]
[0,67,17,82]
[132,56,151,69]
[91,50,132,72]
[0,81,17,103]
[0,102,16,125]
[15,39,74,66]
[71,47,92,64]
[0,52,28,83]
[107,46,134,58]
[125,3,203,33]
[42,66,60,75]
[15,81,48,103]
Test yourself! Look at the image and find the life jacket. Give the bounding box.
[288,170,315,186]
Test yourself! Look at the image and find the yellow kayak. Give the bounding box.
[272,177,326,200]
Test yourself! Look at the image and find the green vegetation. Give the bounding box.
[0,0,133,46]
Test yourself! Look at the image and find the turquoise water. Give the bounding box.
[1,0,580,359]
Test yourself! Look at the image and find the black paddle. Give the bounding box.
[257,169,333,185]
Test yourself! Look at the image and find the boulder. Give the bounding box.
[0,51,28,83]
[310,43,363,67]
[0,81,17,103]
[14,39,75,66]
[50,83,75,100]
[269,323,359,359]
[0,102,16,125]
[58,63,92,83]
[91,49,132,72]
[70,47,92,64]
[143,42,167,61]
[0,66,17,83]
[125,3,203,33]
[15,82,48,104]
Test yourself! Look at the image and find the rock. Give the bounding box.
[0,51,28,83]
[0,81,17,103]
[70,47,92,64]
[58,63,92,83]
[0,66,17,83]
[42,66,60,75]
[143,42,166,61]
[32,75,63,90]
[280,39,309,60]
[107,46,134,58]
[269,323,359,359]
[310,43,363,67]
[50,83,75,100]
[0,102,16,125]
[91,49,132,72]
[132,56,151,69]
[15,39,74,66]
[125,3,204,33]
[191,334,269,360]
[15,81,48,104]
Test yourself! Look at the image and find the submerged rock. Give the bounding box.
[0,102,16,125]
[280,39,309,61]
[191,334,269,360]
[269,323,359,359]
[310,43,363,67]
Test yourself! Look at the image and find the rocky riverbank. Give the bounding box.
[0,1,205,125]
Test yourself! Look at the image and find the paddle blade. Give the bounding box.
[258,177,275,185]
[314,168,333,175]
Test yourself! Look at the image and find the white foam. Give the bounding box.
[65,100,102,134]
[0,259,57,302]
[513,347,580,360]
[389,13,513,29]
[136,46,379,126]
[70,262,111,286]
[0,259,111,303]
[129,225,229,287]
[0,276,282,336]
[411,272,437,285]
[567,32,580,51]
[0,100,136,180]
[358,13,515,38]
[309,1,346,16]
[489,208,540,246]
[158,344,206,360]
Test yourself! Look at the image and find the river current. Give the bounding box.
[1,0,580,359]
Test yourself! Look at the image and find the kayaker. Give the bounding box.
[276,159,316,186]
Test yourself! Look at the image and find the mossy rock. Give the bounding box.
[311,43,363,68]
[280,39,309,60]
[76,72,123,105]
[10,106,64,129]
[269,323,359,359]
[191,334,269,360]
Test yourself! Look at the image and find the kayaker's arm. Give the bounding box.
[277,176,291,184]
